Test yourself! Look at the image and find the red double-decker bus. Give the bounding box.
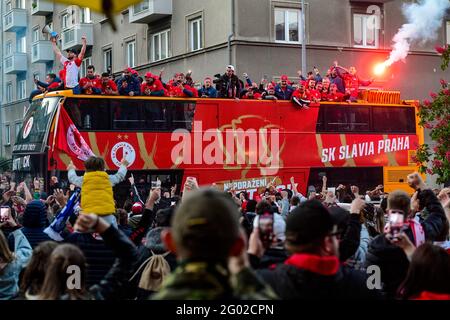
[12,91,423,201]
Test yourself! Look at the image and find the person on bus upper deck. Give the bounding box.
[312,66,323,83]
[217,65,241,99]
[168,73,198,98]
[100,73,119,95]
[116,67,141,96]
[261,84,278,100]
[274,75,294,100]
[67,156,129,227]
[321,77,331,100]
[329,65,346,94]
[28,73,62,103]
[141,72,166,97]
[51,35,87,95]
[241,87,262,100]
[198,77,218,98]
[79,65,102,95]
[334,64,374,102]
[327,83,345,102]
[307,79,321,107]
[292,83,311,109]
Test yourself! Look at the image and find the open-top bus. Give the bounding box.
[12,90,423,202]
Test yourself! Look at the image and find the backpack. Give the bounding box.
[130,251,171,292]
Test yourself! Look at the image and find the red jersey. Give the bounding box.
[169,83,198,98]
[100,80,118,94]
[79,77,102,94]
[307,89,321,106]
[141,79,166,96]
[327,92,345,102]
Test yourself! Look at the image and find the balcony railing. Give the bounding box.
[61,24,94,52]
[129,0,172,24]
[31,0,54,16]
[32,41,54,63]
[3,9,27,32]
[4,53,27,74]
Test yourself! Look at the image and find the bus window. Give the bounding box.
[112,99,144,130]
[65,98,111,130]
[14,97,60,153]
[166,101,196,131]
[320,105,370,132]
[372,106,416,134]
[141,100,168,131]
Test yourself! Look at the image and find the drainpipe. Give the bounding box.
[227,0,235,65]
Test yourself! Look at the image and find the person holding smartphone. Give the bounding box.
[365,172,447,299]
[0,211,32,299]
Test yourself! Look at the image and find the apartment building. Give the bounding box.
[1,0,450,159]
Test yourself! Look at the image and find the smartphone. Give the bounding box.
[259,212,274,249]
[318,172,327,178]
[0,206,10,222]
[388,211,405,239]
[327,187,336,194]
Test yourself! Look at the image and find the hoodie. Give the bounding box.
[21,200,51,249]
[0,230,32,300]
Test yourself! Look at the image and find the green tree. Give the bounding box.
[414,45,450,184]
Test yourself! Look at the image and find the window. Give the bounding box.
[126,40,136,68]
[33,27,40,42]
[372,107,416,133]
[6,83,13,103]
[80,57,92,78]
[353,13,379,48]
[17,35,26,53]
[133,1,149,15]
[15,123,22,140]
[5,125,11,146]
[5,41,12,56]
[64,98,196,132]
[151,29,171,62]
[103,48,112,73]
[316,105,416,134]
[18,80,26,100]
[80,7,92,23]
[275,8,301,43]
[189,18,203,51]
[447,21,450,45]
[62,13,69,29]
[15,0,25,9]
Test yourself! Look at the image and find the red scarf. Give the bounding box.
[285,253,339,276]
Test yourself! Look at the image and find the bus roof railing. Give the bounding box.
[32,90,417,107]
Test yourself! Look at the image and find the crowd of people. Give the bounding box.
[29,35,374,109]
[0,157,449,300]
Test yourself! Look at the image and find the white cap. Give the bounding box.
[227,65,235,71]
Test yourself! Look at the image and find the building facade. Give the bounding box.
[1,0,450,160]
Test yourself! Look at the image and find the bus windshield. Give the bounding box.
[13,97,60,153]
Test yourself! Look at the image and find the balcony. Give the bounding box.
[4,53,27,74]
[31,0,54,16]
[3,9,27,32]
[32,40,54,63]
[61,24,94,52]
[129,0,172,24]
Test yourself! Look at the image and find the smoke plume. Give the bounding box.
[384,0,450,67]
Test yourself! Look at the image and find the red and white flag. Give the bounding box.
[53,106,95,161]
